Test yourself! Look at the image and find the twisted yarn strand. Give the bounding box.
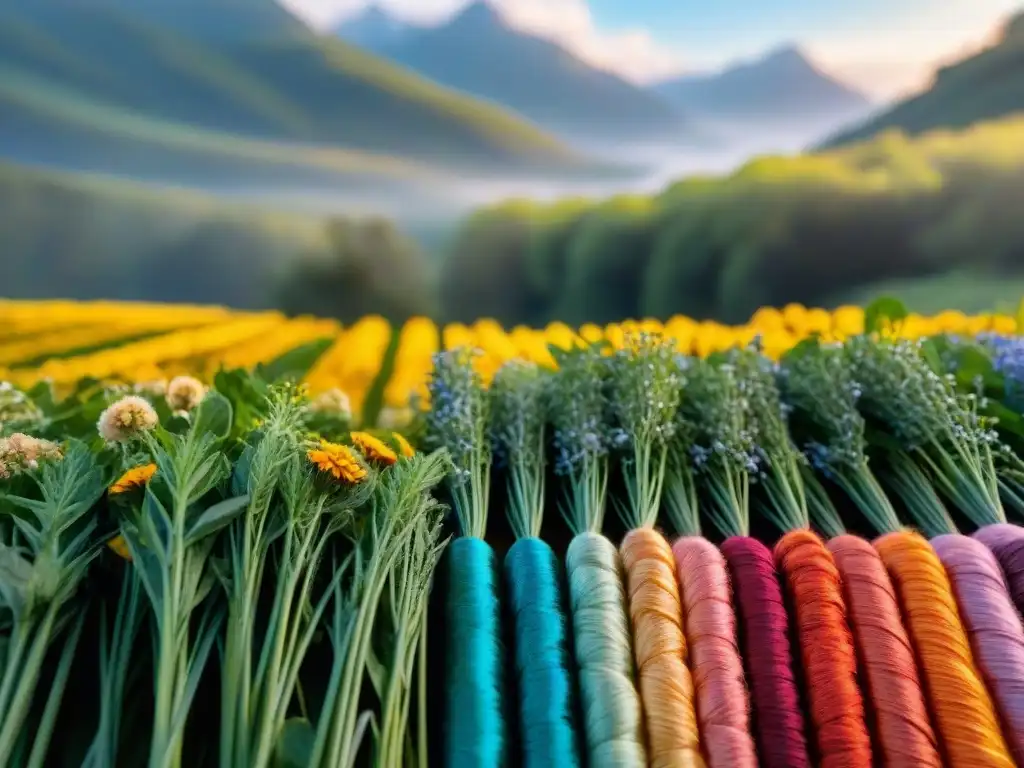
[566,532,647,768]
[774,529,872,768]
[875,530,1013,768]
[827,535,940,767]
[672,537,757,768]
[621,528,705,768]
[720,536,810,768]
[932,533,1024,765]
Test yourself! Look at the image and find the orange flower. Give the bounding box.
[392,433,415,459]
[110,463,157,494]
[308,440,367,484]
[351,431,398,466]
[107,535,132,562]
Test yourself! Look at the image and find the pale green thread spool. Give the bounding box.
[566,532,647,768]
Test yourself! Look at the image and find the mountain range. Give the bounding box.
[0,0,591,188]
[825,10,1024,147]
[337,2,693,147]
[653,46,873,134]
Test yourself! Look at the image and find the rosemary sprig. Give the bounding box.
[310,451,449,768]
[0,441,105,765]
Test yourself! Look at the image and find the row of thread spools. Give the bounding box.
[438,523,1024,768]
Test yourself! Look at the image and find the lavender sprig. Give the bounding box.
[731,346,811,535]
[607,333,682,530]
[664,356,700,536]
[781,341,899,535]
[847,335,1004,527]
[490,361,547,539]
[424,348,491,538]
[678,353,757,537]
[549,344,611,534]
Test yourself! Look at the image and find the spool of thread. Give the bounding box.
[827,535,940,767]
[774,529,872,768]
[932,534,1024,765]
[720,536,810,768]
[874,530,1013,768]
[974,523,1024,614]
[672,537,757,768]
[621,527,705,768]
[566,532,647,768]
[444,537,507,768]
[506,537,582,768]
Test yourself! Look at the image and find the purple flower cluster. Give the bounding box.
[424,349,487,487]
[979,333,1024,411]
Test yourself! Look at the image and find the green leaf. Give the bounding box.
[231,445,255,497]
[192,392,233,441]
[864,296,908,334]
[185,495,250,546]
[184,453,231,506]
[257,337,334,383]
[0,543,33,615]
[274,719,315,768]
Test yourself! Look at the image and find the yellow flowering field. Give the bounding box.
[0,299,1018,426]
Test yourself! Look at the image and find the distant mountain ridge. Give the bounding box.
[336,4,421,50]
[339,1,694,146]
[824,11,1024,147]
[0,0,591,179]
[653,45,872,132]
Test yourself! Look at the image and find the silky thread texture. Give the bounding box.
[932,534,1024,765]
[672,537,757,768]
[444,537,507,768]
[620,528,705,768]
[974,523,1024,616]
[720,537,810,768]
[566,532,647,768]
[874,530,1013,768]
[827,535,941,767]
[505,538,582,768]
[774,529,872,768]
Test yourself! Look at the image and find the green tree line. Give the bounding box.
[439,117,1024,326]
[0,162,434,323]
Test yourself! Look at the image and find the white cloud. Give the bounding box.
[492,0,685,82]
[281,0,688,82]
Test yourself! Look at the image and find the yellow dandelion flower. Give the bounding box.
[392,433,415,458]
[110,463,157,494]
[351,431,398,466]
[308,440,367,484]
[107,535,132,561]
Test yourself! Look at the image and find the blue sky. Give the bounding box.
[283,0,1022,97]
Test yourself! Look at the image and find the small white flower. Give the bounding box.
[311,388,352,419]
[98,396,159,443]
[166,376,206,413]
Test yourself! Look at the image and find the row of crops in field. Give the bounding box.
[5,297,1024,768]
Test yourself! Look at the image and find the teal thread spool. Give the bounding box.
[505,537,582,768]
[444,537,507,767]
[567,532,647,767]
